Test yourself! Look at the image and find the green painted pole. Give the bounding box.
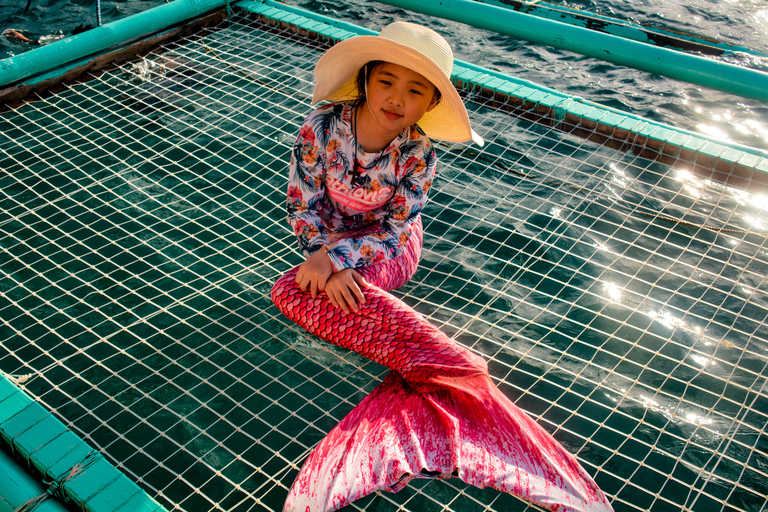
[473,0,768,58]
[0,0,229,88]
[377,0,768,103]
[0,373,170,512]
[0,449,69,512]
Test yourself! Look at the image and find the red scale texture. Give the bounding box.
[271,217,613,512]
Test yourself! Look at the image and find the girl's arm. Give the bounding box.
[287,119,332,257]
[288,117,338,295]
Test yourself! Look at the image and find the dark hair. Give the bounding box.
[354,60,383,106]
[354,60,442,106]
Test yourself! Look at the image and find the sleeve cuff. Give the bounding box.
[322,243,347,272]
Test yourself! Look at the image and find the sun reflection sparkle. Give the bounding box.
[685,413,713,427]
[675,170,706,198]
[744,216,765,230]
[696,124,731,142]
[691,354,716,367]
[602,282,622,303]
[638,394,717,429]
[747,194,768,211]
[648,310,686,330]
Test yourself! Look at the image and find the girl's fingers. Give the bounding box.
[296,266,328,299]
[350,274,366,305]
[319,269,370,314]
[326,289,340,311]
[310,279,318,298]
[341,287,358,314]
[296,250,333,298]
[330,288,350,314]
[352,271,369,288]
[326,282,358,314]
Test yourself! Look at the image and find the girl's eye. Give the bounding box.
[379,80,392,86]
[410,89,423,95]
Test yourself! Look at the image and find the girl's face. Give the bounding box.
[363,62,439,138]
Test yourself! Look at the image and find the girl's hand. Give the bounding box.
[325,269,369,314]
[296,249,334,297]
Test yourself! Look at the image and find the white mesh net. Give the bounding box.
[0,12,766,512]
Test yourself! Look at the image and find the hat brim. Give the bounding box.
[312,36,482,145]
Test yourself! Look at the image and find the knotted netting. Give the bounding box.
[0,9,766,512]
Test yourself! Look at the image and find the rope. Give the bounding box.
[45,450,101,500]
[14,494,51,512]
[12,450,101,512]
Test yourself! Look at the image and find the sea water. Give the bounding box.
[5,0,764,152]
[0,5,766,511]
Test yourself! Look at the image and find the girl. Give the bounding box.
[271,21,614,512]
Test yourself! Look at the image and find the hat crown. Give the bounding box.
[379,22,454,79]
[311,21,482,145]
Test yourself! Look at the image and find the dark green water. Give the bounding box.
[0,8,766,512]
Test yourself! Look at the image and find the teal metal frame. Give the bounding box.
[373,0,768,103]
[0,448,69,512]
[472,0,768,59]
[0,0,230,88]
[0,373,169,512]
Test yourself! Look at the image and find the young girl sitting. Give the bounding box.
[271,21,614,512]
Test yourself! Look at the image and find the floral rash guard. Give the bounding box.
[287,102,437,271]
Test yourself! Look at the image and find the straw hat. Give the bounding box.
[312,21,483,146]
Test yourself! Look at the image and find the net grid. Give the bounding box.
[0,11,766,512]
[451,77,768,196]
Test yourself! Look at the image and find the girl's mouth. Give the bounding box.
[383,109,402,120]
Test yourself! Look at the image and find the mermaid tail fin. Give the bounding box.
[283,372,455,512]
[284,371,613,512]
[448,377,613,512]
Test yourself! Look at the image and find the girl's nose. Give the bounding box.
[388,88,404,106]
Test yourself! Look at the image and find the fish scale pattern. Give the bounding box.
[271,218,613,512]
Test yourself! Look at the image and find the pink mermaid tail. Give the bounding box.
[271,219,613,512]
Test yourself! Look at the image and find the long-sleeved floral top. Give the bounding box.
[287,102,436,271]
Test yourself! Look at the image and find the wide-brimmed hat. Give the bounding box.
[312,21,483,146]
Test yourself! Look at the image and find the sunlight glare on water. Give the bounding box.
[3,0,768,151]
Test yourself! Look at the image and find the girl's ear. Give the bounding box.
[426,94,440,112]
